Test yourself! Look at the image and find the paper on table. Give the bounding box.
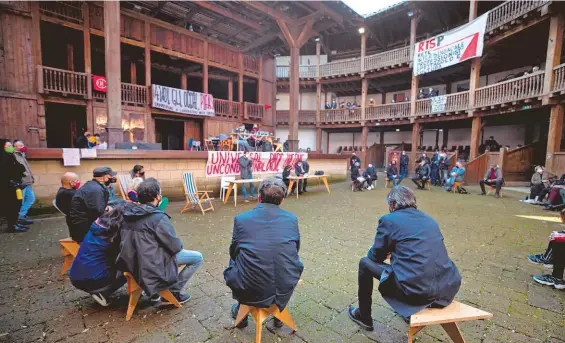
[62,148,80,166]
[80,149,97,158]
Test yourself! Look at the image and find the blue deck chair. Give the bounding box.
[181,172,214,215]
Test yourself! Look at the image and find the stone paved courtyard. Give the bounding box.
[1,181,564,343]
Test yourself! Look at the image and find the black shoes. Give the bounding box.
[231,304,249,328]
[162,292,191,305]
[347,306,374,331]
[18,217,33,225]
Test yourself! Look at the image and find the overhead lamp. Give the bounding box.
[407,10,415,18]
[358,27,365,34]
[396,129,400,132]
[315,37,321,43]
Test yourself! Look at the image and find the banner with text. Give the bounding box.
[430,95,448,113]
[152,84,215,116]
[206,151,308,177]
[413,13,487,76]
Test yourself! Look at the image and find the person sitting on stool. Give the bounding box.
[412,160,431,190]
[295,161,306,195]
[296,156,309,193]
[479,164,503,198]
[387,160,402,186]
[224,178,303,329]
[364,164,377,190]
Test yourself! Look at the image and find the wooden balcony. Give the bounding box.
[321,108,362,123]
[93,83,147,106]
[475,71,544,108]
[40,1,83,25]
[365,103,410,120]
[364,46,412,72]
[38,66,89,97]
[486,0,549,33]
[276,110,316,125]
[414,91,469,117]
[320,59,361,78]
[245,102,264,120]
[214,99,242,119]
[552,63,565,95]
[243,55,259,74]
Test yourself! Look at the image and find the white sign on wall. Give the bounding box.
[413,14,488,76]
[430,95,448,113]
[152,84,215,116]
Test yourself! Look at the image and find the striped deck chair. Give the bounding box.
[118,174,133,201]
[181,172,214,215]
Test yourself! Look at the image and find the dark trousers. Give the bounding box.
[301,179,308,192]
[366,177,373,187]
[358,257,388,319]
[530,183,545,199]
[411,176,428,189]
[430,166,439,185]
[538,187,552,202]
[479,179,503,195]
[544,240,565,279]
[0,188,22,230]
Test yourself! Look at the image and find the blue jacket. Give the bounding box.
[224,203,303,310]
[69,221,120,293]
[449,167,466,182]
[367,207,461,317]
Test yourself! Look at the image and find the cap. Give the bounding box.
[93,166,117,177]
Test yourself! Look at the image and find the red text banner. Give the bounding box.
[206,151,308,177]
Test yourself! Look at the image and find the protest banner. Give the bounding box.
[206,151,307,177]
[152,84,215,116]
[430,95,448,113]
[413,14,487,76]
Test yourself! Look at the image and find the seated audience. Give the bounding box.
[528,209,565,289]
[282,165,292,194]
[484,136,500,152]
[68,167,117,242]
[224,177,303,328]
[386,160,402,186]
[353,174,368,192]
[417,152,430,165]
[130,165,145,179]
[529,166,557,202]
[364,164,377,190]
[297,156,309,193]
[444,161,465,192]
[69,205,126,306]
[412,160,431,190]
[56,172,80,216]
[351,161,360,181]
[117,178,203,304]
[127,177,144,203]
[235,125,252,152]
[295,161,306,195]
[348,186,461,330]
[479,164,503,198]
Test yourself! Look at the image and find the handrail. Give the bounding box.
[365,102,410,120]
[214,99,241,118]
[245,102,264,119]
[40,1,83,24]
[475,71,544,107]
[552,63,565,93]
[364,46,411,71]
[121,83,147,105]
[320,59,361,78]
[276,110,316,124]
[41,66,88,96]
[321,108,362,122]
[486,0,549,32]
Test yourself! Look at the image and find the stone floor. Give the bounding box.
[1,180,564,343]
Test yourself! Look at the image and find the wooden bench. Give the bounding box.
[234,304,297,343]
[59,238,80,276]
[408,301,493,343]
[451,181,464,193]
[385,178,391,188]
[486,185,503,196]
[418,179,431,190]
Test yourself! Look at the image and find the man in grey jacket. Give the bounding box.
[479,164,503,198]
[239,151,256,202]
[13,140,35,225]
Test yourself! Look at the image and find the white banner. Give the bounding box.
[152,84,215,116]
[206,151,308,177]
[413,14,487,76]
[430,95,448,113]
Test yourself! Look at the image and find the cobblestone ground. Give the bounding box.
[1,181,565,343]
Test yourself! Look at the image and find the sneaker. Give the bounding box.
[532,275,565,289]
[528,254,553,269]
[273,317,284,328]
[244,199,250,203]
[303,189,308,193]
[13,225,29,233]
[18,216,33,225]
[479,192,486,196]
[91,293,111,307]
[149,294,161,303]
[347,306,374,331]
[231,304,248,328]
[162,292,191,305]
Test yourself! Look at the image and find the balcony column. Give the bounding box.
[361,78,368,120]
[238,54,244,121]
[130,62,137,84]
[411,122,421,170]
[546,104,565,172]
[144,20,154,143]
[316,128,322,152]
[228,79,234,101]
[468,0,480,116]
[83,3,94,135]
[409,12,420,118]
[104,1,122,148]
[361,126,369,167]
[543,14,564,104]
[360,31,366,76]
[470,116,482,160]
[181,73,187,90]
[203,42,209,94]
[31,3,46,147]
[316,39,321,80]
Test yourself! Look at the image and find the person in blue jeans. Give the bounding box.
[445,161,466,192]
[239,151,256,202]
[117,178,203,305]
[13,140,35,226]
[386,160,402,186]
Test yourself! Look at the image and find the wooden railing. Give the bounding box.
[414,91,469,115]
[464,152,490,184]
[475,71,544,107]
[39,66,88,97]
[243,55,259,74]
[321,108,362,122]
[276,66,289,78]
[276,110,316,124]
[214,99,241,119]
[553,63,565,93]
[320,59,361,78]
[276,110,289,124]
[364,46,412,71]
[0,1,31,12]
[299,65,317,78]
[121,83,147,105]
[40,1,83,24]
[245,102,264,119]
[365,103,410,120]
[486,0,549,32]
[121,14,145,42]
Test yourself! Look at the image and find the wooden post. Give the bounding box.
[130,62,137,84]
[380,129,384,146]
[82,3,93,134]
[228,79,234,101]
[316,82,321,124]
[470,116,482,160]
[144,20,154,143]
[409,14,419,117]
[360,32,366,76]
[442,128,449,149]
[361,78,368,120]
[435,130,440,149]
[316,40,321,80]
[203,41,209,94]
[316,127,322,152]
[469,0,478,21]
[288,46,300,151]
[31,2,46,147]
[381,92,386,104]
[257,56,263,103]
[361,126,369,167]
[468,0,481,115]
[104,1,122,147]
[238,54,244,103]
[181,73,187,90]
[411,123,420,170]
[543,14,564,104]
[546,104,565,171]
[499,147,508,170]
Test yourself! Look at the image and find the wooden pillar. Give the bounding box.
[411,123,420,169]
[435,130,440,149]
[409,14,419,117]
[83,3,94,135]
[316,40,321,80]
[130,62,137,84]
[144,20,154,143]
[546,104,565,171]
[470,116,482,160]
[228,79,234,101]
[543,14,564,103]
[316,82,321,124]
[360,32,366,76]
[361,126,369,167]
[181,73,187,90]
[361,78,368,120]
[238,54,244,103]
[257,56,263,103]
[203,41,209,94]
[468,0,481,114]
[104,1,122,147]
[380,130,384,146]
[469,0,478,21]
[499,147,508,171]
[442,128,449,149]
[31,2,46,147]
[381,92,386,104]
[67,44,74,71]
[288,46,300,151]
[316,127,322,152]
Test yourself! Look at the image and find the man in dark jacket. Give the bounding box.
[364,164,377,190]
[351,161,361,181]
[386,160,402,186]
[412,160,431,189]
[224,177,303,329]
[68,167,117,242]
[399,151,409,178]
[348,186,461,330]
[117,178,203,304]
[239,151,256,202]
[417,152,431,165]
[295,160,306,195]
[297,156,310,193]
[56,172,80,216]
[75,131,91,149]
[350,152,361,168]
[479,164,503,198]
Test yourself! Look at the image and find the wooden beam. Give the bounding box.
[411,122,420,166]
[361,125,369,166]
[288,46,300,151]
[203,41,209,93]
[242,32,281,52]
[243,1,296,25]
[295,10,323,26]
[130,62,137,84]
[104,1,123,147]
[316,127,322,152]
[361,78,368,120]
[181,73,187,90]
[469,0,478,21]
[238,54,244,102]
[228,79,233,101]
[277,19,296,47]
[193,1,262,31]
[296,18,316,48]
[306,1,343,26]
[257,56,263,103]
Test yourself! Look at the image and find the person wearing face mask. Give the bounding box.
[130,164,146,179]
[68,167,117,242]
[13,140,35,226]
[399,151,409,178]
[0,139,27,232]
[56,172,81,216]
[529,166,557,202]
[117,178,203,305]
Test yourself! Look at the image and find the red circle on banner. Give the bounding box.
[95,78,107,90]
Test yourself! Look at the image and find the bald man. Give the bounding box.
[56,172,80,216]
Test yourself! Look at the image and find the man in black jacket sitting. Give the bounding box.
[412,160,431,189]
[364,164,377,190]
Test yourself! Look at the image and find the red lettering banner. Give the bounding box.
[93,75,107,92]
[206,151,308,177]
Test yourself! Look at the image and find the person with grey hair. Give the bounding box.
[225,177,303,329]
[348,185,461,330]
[13,140,35,225]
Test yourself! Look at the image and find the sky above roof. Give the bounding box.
[343,0,404,17]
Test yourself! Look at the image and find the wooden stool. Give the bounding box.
[451,181,464,193]
[123,272,182,321]
[385,178,391,188]
[59,238,80,276]
[234,304,297,343]
[408,301,493,343]
[486,185,502,196]
[418,180,431,190]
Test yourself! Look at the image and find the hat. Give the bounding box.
[93,166,117,177]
